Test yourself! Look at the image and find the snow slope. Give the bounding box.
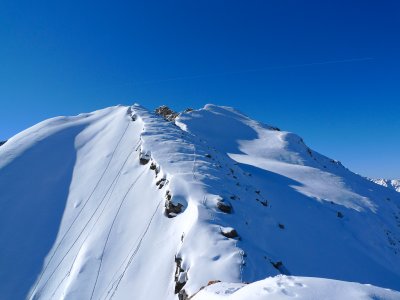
[0,104,399,300]
[372,179,400,193]
[192,275,400,300]
[176,105,400,289]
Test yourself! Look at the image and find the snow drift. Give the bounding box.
[192,275,400,300]
[0,104,399,300]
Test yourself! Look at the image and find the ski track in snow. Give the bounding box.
[31,138,140,300]
[50,137,143,299]
[29,122,132,299]
[0,104,399,300]
[49,174,120,298]
[89,167,146,300]
[104,199,163,300]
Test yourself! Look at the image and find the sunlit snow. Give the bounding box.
[0,104,399,300]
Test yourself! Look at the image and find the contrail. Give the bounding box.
[135,57,374,84]
[87,57,374,90]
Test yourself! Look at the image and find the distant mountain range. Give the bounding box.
[371,178,400,193]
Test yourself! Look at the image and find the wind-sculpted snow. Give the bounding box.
[178,105,376,212]
[176,104,400,290]
[0,104,399,300]
[192,275,400,300]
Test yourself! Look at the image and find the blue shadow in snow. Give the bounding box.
[0,124,86,299]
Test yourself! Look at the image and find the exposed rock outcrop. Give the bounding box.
[139,151,151,165]
[174,256,188,297]
[155,105,179,122]
[216,199,232,214]
[165,191,184,218]
[221,227,238,239]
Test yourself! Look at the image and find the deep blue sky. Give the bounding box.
[1,0,399,178]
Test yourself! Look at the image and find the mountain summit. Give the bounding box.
[0,104,399,300]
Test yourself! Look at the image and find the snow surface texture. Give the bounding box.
[192,275,400,300]
[0,104,399,300]
[372,179,400,193]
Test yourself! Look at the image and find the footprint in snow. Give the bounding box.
[262,287,275,293]
[221,287,241,295]
[285,276,306,288]
[295,282,306,287]
[281,288,297,297]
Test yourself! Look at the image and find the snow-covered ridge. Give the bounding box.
[0,104,399,300]
[192,276,400,300]
[371,178,400,193]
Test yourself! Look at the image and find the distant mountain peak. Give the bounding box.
[371,178,400,193]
